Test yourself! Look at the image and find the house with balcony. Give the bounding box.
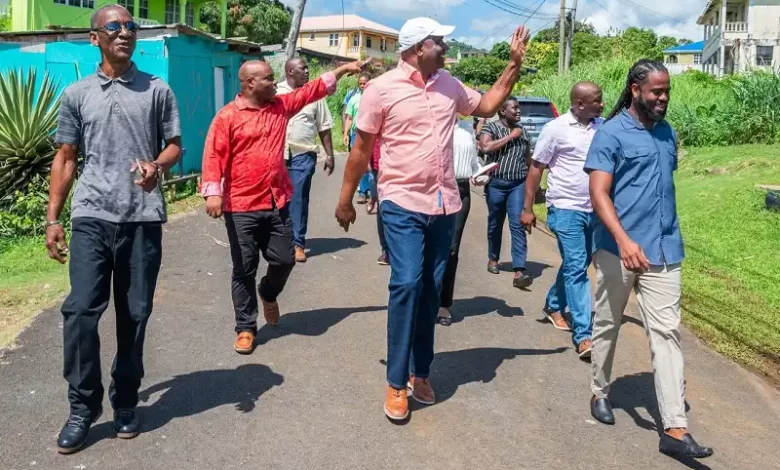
[297,14,399,61]
[2,0,226,37]
[698,0,780,76]
[663,41,704,75]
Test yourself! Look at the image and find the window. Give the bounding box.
[666,55,678,64]
[380,38,386,51]
[757,46,773,66]
[165,0,179,24]
[117,0,133,11]
[137,0,149,18]
[352,34,359,47]
[365,36,372,48]
[309,33,315,41]
[185,1,194,26]
[59,0,94,7]
[694,54,701,65]
[329,33,339,47]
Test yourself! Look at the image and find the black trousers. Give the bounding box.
[224,206,295,334]
[62,217,162,417]
[440,180,472,308]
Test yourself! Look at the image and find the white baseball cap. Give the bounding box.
[398,17,456,53]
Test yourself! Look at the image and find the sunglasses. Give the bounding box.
[95,21,139,35]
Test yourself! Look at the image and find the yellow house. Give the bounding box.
[298,14,399,61]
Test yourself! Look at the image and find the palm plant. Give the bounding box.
[0,68,61,205]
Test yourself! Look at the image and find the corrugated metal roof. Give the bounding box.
[663,41,705,53]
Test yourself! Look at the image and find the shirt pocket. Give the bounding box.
[622,146,652,160]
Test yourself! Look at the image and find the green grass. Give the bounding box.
[674,145,780,381]
[0,194,203,349]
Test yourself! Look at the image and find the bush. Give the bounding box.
[0,179,71,238]
[530,59,780,147]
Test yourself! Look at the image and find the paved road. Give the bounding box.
[1,155,779,470]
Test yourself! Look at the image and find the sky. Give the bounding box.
[288,0,707,50]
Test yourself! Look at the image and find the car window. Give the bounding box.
[518,102,555,118]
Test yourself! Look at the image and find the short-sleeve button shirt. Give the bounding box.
[584,109,683,266]
[55,63,181,223]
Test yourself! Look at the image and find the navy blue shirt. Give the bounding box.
[584,109,683,266]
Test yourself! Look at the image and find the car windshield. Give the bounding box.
[518,102,555,118]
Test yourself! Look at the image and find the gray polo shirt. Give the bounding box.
[56,63,181,223]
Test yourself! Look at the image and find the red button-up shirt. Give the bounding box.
[201,72,336,212]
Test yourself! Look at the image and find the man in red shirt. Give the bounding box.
[201,59,363,354]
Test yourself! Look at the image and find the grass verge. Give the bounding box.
[534,144,780,382]
[0,193,204,349]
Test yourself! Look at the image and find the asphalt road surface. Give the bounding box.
[1,154,779,470]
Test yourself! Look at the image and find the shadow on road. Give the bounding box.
[430,346,568,404]
[450,296,524,323]
[81,364,284,448]
[255,305,386,346]
[497,260,552,279]
[305,237,367,258]
[610,372,707,470]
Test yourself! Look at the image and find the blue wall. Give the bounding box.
[0,33,249,175]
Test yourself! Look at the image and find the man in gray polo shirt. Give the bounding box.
[45,5,181,454]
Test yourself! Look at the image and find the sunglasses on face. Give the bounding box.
[96,21,139,36]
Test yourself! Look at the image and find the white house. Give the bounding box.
[698,0,780,76]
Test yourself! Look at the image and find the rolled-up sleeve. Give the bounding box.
[55,88,81,146]
[355,83,383,135]
[316,99,334,132]
[454,78,482,116]
[201,112,229,197]
[584,130,619,174]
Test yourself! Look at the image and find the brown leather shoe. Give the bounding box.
[234,332,255,354]
[544,308,572,331]
[407,375,436,405]
[262,298,280,326]
[384,386,409,421]
[578,339,593,359]
[294,246,307,263]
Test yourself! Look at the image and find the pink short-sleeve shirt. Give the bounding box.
[356,60,482,215]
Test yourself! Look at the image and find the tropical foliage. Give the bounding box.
[0,69,61,205]
[199,0,291,44]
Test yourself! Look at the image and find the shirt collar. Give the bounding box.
[234,93,268,110]
[620,108,654,131]
[276,79,296,93]
[398,59,440,85]
[566,110,602,129]
[96,62,137,86]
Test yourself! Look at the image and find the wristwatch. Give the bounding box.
[46,220,62,227]
[151,161,162,180]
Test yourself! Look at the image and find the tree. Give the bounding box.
[534,20,595,43]
[524,41,558,72]
[200,0,292,44]
[449,56,509,86]
[446,39,481,59]
[489,41,511,61]
[617,27,660,60]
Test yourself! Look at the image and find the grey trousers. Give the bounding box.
[590,249,687,430]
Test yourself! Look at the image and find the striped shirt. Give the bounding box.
[453,120,479,180]
[479,120,530,181]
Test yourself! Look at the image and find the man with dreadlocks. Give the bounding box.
[583,59,714,459]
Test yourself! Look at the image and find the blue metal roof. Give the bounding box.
[663,41,705,53]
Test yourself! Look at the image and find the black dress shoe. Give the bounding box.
[57,408,102,454]
[513,273,533,289]
[590,396,615,425]
[113,408,141,439]
[659,432,714,459]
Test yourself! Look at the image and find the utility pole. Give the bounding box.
[285,0,307,59]
[558,0,567,74]
[565,0,578,72]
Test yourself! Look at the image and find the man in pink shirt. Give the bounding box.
[335,17,530,422]
[521,82,604,360]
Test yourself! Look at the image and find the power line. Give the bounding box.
[588,0,622,23]
[476,0,557,19]
[614,0,679,22]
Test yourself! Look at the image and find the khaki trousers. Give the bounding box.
[590,249,687,430]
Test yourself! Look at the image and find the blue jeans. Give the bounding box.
[544,206,594,345]
[358,172,372,196]
[287,152,317,248]
[381,200,455,389]
[485,178,527,270]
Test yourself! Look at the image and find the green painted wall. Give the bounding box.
[10,0,205,32]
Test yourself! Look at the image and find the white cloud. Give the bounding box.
[470,18,506,33]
